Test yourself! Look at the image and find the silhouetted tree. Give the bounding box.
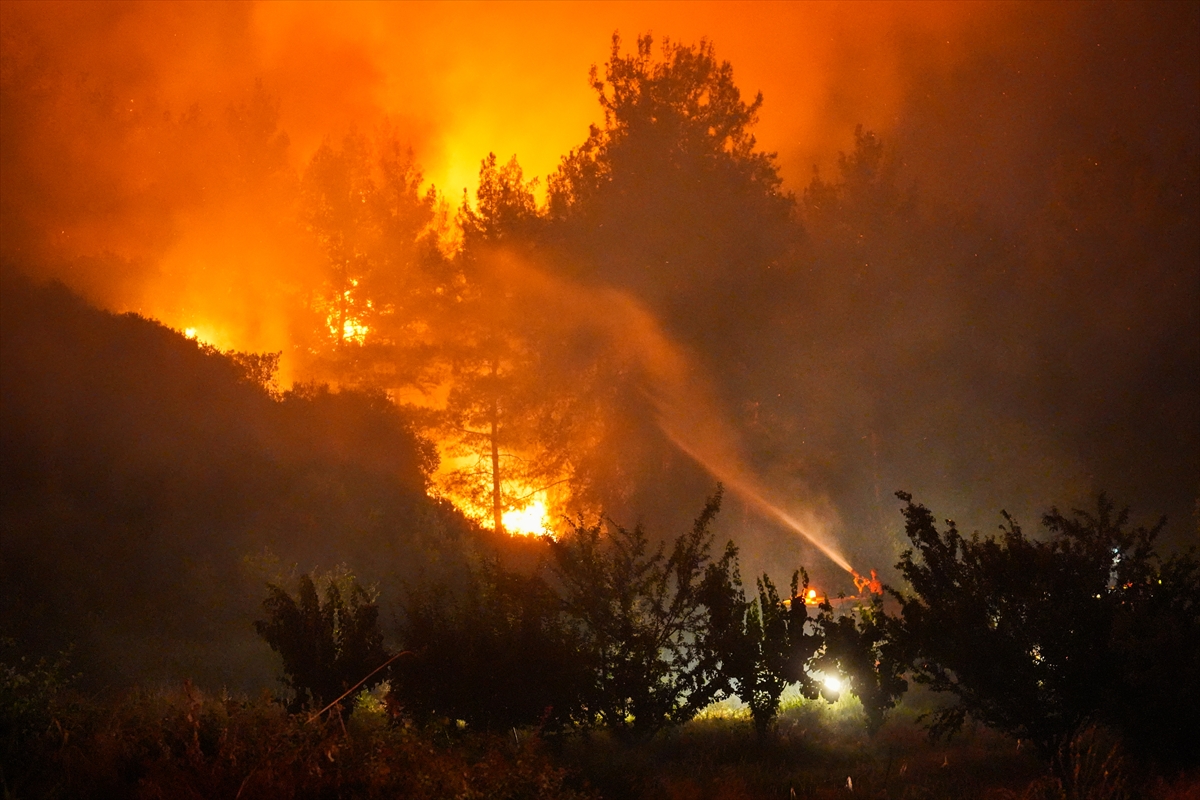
[203,346,281,394]
[547,33,796,345]
[891,491,1200,768]
[809,593,907,733]
[699,549,823,738]
[546,489,727,739]
[254,571,391,713]
[459,153,543,249]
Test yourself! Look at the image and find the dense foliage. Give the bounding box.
[0,275,484,688]
[254,573,391,712]
[372,488,1199,780]
[397,564,588,731]
[892,491,1200,768]
[546,493,727,739]
[699,554,822,738]
[384,490,904,744]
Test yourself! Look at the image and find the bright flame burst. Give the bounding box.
[180,325,227,347]
[339,317,369,343]
[431,451,558,538]
[501,493,551,536]
[324,279,371,345]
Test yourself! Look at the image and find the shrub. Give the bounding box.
[396,560,588,731]
[547,490,728,739]
[891,491,1200,769]
[254,570,391,712]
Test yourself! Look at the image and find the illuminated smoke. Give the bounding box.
[612,292,858,575]
[2,1,1016,330]
[495,253,857,575]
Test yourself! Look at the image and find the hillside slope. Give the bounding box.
[0,274,479,689]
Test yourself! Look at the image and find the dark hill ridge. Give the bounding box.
[0,274,480,689]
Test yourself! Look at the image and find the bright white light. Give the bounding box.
[502,497,550,536]
[823,674,843,693]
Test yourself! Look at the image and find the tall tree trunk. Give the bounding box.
[489,358,503,535]
[336,259,347,351]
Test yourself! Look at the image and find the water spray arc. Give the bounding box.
[503,253,868,584]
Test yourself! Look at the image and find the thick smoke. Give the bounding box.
[2,1,1197,595]
[494,254,855,576]
[3,2,1043,303]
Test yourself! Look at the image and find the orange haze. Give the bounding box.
[2,0,1017,352]
[492,253,855,573]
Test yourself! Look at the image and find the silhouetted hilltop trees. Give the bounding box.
[1,21,1196,697]
[547,34,797,357]
[0,274,485,689]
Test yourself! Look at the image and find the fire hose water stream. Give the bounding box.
[506,254,874,588]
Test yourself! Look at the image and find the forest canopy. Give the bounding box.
[1,8,1197,707]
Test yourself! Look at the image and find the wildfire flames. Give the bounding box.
[790,570,882,610]
[443,485,552,537]
[501,494,551,537]
[432,448,558,537]
[852,569,883,596]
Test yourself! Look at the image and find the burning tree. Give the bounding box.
[431,154,603,535]
[297,127,437,386]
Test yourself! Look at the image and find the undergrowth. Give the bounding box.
[3,678,1197,799]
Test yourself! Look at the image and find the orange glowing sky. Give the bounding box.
[250,1,991,198]
[0,0,1066,362]
[4,0,1196,574]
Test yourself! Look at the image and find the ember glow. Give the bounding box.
[2,0,1196,600]
[432,446,562,538]
[502,494,551,538]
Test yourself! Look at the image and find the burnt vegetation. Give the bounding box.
[3,9,1199,799]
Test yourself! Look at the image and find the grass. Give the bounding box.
[3,680,1198,800]
[2,682,594,799]
[559,692,1048,799]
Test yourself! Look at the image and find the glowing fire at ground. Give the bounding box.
[852,569,883,595]
[789,573,882,610]
[501,494,551,536]
[431,448,557,537]
[322,279,371,345]
[178,325,229,348]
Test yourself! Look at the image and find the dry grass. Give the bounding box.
[5,683,1197,800]
[3,682,595,799]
